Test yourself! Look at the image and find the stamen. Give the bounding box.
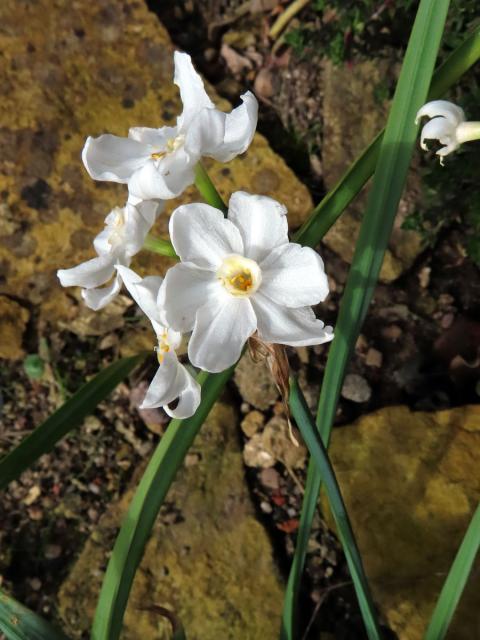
[217,254,261,297]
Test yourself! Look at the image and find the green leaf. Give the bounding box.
[91,366,235,640]
[424,503,480,640]
[283,1,451,638]
[295,24,480,248]
[0,591,70,640]
[288,378,381,639]
[0,354,145,490]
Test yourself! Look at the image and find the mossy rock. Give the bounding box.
[59,403,284,639]
[323,404,480,639]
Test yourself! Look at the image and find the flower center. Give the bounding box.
[151,134,185,160]
[155,330,171,365]
[217,254,261,298]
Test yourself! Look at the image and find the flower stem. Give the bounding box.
[143,234,178,259]
[194,162,228,215]
[457,121,480,144]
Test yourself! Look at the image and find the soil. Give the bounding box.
[1,2,479,639]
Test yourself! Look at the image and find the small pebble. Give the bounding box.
[260,501,272,514]
[259,467,280,490]
[382,324,402,341]
[365,348,383,368]
[341,374,372,403]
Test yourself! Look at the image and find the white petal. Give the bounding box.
[116,265,163,326]
[128,125,177,147]
[164,367,201,419]
[260,243,329,307]
[82,274,122,311]
[169,203,243,270]
[188,296,256,372]
[420,118,458,153]
[140,352,184,409]
[57,255,114,289]
[82,135,151,183]
[160,263,218,332]
[134,199,164,226]
[174,51,214,131]
[184,108,226,157]
[415,100,465,126]
[123,204,156,257]
[228,191,288,263]
[209,92,258,162]
[252,293,334,346]
[128,149,196,200]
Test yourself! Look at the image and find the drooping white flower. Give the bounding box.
[159,191,333,373]
[57,199,162,310]
[415,100,480,163]
[82,52,258,201]
[116,266,201,419]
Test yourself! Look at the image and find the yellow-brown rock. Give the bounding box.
[59,403,284,639]
[321,59,424,281]
[324,405,480,639]
[0,296,29,359]
[0,0,312,331]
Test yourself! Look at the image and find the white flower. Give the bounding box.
[57,199,162,310]
[116,266,201,419]
[82,52,258,200]
[416,100,480,163]
[159,191,333,373]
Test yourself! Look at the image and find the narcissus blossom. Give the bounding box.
[416,100,480,163]
[57,200,162,310]
[116,266,200,418]
[82,52,258,200]
[160,191,333,373]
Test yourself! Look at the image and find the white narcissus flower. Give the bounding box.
[82,52,258,201]
[116,266,201,419]
[415,100,480,163]
[159,191,334,373]
[57,199,162,310]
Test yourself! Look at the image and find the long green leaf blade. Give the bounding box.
[0,354,145,490]
[0,591,70,640]
[91,366,235,640]
[289,378,381,639]
[283,1,451,637]
[295,24,480,247]
[424,503,480,640]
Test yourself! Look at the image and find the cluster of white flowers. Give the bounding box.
[58,52,334,419]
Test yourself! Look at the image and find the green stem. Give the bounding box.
[194,162,228,214]
[143,234,178,259]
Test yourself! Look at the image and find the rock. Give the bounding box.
[365,348,383,368]
[0,0,312,330]
[321,58,423,281]
[324,405,480,640]
[234,352,279,410]
[59,404,283,639]
[259,467,281,490]
[243,415,307,470]
[0,296,29,360]
[341,373,372,403]
[241,410,265,437]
